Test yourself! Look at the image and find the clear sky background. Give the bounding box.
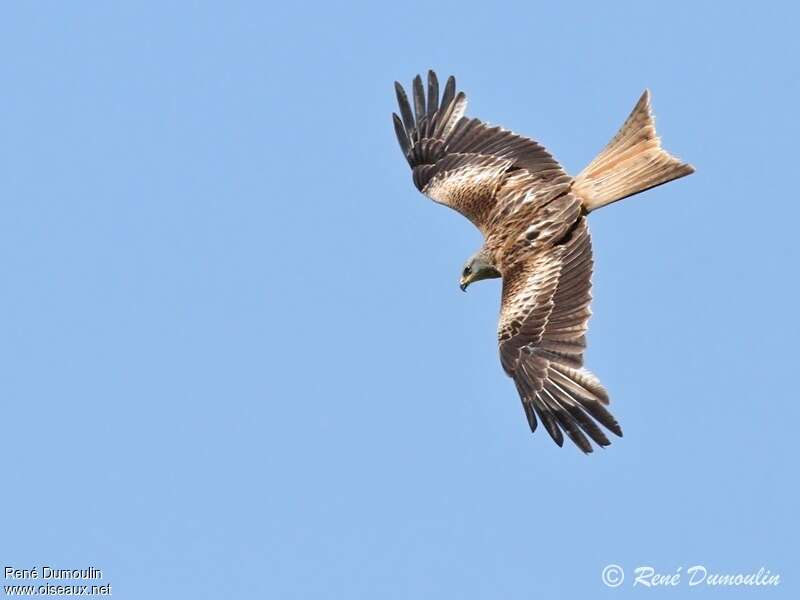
[1,2,798,598]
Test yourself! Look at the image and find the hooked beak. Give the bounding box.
[459,278,469,292]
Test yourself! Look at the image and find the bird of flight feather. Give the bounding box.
[393,71,694,453]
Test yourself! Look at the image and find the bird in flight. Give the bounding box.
[392,71,693,453]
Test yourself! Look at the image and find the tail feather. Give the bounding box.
[573,90,694,212]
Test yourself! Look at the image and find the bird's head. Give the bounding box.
[459,251,501,292]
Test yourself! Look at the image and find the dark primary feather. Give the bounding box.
[412,75,425,125]
[392,113,410,158]
[440,75,455,114]
[394,82,414,132]
[432,92,465,139]
[426,71,439,117]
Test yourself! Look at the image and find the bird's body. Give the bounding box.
[393,71,693,453]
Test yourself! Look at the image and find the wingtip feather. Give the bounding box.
[426,70,439,117]
[412,75,425,125]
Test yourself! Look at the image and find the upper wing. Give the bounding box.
[393,71,568,232]
[497,217,623,453]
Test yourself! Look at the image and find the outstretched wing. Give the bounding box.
[498,217,623,453]
[393,71,567,232]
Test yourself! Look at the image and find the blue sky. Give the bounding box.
[1,1,798,598]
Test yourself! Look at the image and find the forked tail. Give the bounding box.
[573,90,694,212]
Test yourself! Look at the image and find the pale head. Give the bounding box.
[459,248,501,291]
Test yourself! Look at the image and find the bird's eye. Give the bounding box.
[463,266,472,276]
